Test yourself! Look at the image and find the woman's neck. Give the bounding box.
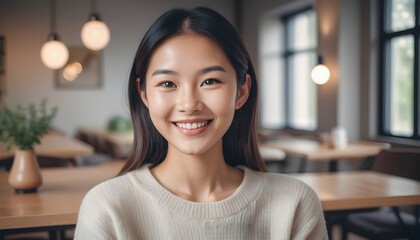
[150,145,244,202]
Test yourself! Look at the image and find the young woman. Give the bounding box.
[75,7,328,239]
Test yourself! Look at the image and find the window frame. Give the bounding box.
[378,0,420,140]
[281,6,317,131]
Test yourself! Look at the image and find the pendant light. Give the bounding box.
[40,0,69,70]
[311,55,330,85]
[81,0,110,51]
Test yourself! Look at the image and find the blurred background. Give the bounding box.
[1,0,417,148]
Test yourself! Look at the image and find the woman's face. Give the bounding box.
[140,34,249,157]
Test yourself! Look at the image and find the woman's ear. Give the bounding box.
[235,74,251,109]
[137,78,149,108]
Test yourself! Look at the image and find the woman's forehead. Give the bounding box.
[147,34,234,75]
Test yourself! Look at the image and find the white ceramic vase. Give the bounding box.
[331,126,348,149]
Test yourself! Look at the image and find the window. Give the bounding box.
[380,0,419,139]
[260,8,317,131]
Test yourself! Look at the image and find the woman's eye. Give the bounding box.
[159,81,176,88]
[201,79,219,86]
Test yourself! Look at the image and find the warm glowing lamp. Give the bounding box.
[40,0,69,70]
[63,62,83,81]
[81,0,110,51]
[40,34,69,69]
[311,56,330,85]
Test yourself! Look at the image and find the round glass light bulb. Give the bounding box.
[40,40,69,69]
[81,20,110,51]
[63,62,83,81]
[311,64,330,85]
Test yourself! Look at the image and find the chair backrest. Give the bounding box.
[37,156,72,168]
[371,148,420,181]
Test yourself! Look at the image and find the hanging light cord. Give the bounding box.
[50,0,56,34]
[89,0,100,21]
[46,0,59,41]
[91,0,97,14]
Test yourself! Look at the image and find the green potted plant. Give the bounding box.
[107,115,133,133]
[0,100,57,193]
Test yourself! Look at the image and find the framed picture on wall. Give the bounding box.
[0,36,4,74]
[55,47,102,89]
[0,36,5,107]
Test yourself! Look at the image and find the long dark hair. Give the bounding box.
[119,7,267,175]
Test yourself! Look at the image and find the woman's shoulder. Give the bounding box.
[252,171,322,214]
[82,166,149,204]
[251,169,310,188]
[265,171,305,184]
[247,169,318,200]
[82,173,130,203]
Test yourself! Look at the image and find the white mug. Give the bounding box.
[331,126,348,149]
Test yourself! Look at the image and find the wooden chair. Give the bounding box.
[37,156,74,168]
[74,130,98,151]
[0,157,13,171]
[73,130,113,166]
[341,148,420,240]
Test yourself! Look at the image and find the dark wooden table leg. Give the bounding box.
[298,158,307,173]
[329,159,338,172]
[325,212,333,239]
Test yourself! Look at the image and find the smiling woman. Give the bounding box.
[74,7,328,239]
[140,34,246,156]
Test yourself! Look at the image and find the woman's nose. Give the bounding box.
[176,87,204,113]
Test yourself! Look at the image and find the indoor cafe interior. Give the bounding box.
[0,0,419,239]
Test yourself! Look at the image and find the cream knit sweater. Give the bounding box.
[75,165,328,239]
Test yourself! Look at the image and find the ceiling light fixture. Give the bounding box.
[311,55,330,85]
[40,0,69,70]
[81,0,110,51]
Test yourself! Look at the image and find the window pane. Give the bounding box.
[289,52,317,130]
[388,36,414,136]
[287,11,316,51]
[259,9,316,131]
[261,56,284,128]
[387,0,415,32]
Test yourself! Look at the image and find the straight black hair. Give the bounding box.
[119,7,267,175]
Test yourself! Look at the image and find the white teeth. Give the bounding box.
[176,121,208,130]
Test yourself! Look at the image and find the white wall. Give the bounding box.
[314,0,340,132]
[0,0,235,135]
[338,0,360,139]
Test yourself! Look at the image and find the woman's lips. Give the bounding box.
[173,120,212,136]
[175,120,209,130]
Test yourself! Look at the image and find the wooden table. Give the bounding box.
[291,171,420,239]
[0,132,94,160]
[290,171,420,211]
[0,165,122,235]
[265,137,390,172]
[1,160,420,234]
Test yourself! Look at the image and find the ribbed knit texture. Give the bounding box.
[75,165,328,239]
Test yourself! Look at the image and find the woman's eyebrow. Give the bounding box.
[151,66,227,76]
[201,66,227,74]
[152,69,177,76]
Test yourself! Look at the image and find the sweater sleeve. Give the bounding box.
[291,183,329,240]
[74,186,116,240]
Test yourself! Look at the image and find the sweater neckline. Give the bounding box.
[130,164,263,220]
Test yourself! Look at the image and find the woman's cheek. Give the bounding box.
[208,91,236,116]
[148,92,173,116]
